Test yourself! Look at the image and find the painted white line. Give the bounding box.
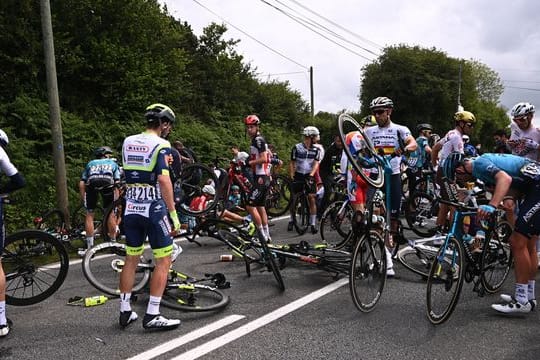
[126,315,245,360]
[171,278,349,360]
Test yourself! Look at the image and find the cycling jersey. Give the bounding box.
[81,158,121,189]
[0,147,20,253]
[509,122,540,160]
[407,135,429,169]
[364,123,411,174]
[249,135,271,176]
[438,129,464,162]
[122,131,174,254]
[290,143,322,175]
[340,131,368,204]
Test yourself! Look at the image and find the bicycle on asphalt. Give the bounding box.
[2,196,69,306]
[81,240,230,312]
[425,188,513,325]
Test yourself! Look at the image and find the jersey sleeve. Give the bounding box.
[0,148,18,177]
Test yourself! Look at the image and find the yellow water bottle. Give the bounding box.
[84,295,108,307]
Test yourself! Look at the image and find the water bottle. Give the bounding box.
[84,295,108,307]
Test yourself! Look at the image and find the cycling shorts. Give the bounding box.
[246,175,270,207]
[292,173,317,195]
[85,186,114,212]
[514,183,540,238]
[123,199,173,258]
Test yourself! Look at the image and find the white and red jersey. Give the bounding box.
[438,129,464,163]
[249,133,271,176]
[509,122,540,160]
[364,122,411,174]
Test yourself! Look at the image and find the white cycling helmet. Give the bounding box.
[510,102,535,118]
[302,126,320,137]
[0,130,9,148]
[369,96,394,110]
[462,134,470,143]
[202,184,216,196]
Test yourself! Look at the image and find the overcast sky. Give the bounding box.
[162,0,540,121]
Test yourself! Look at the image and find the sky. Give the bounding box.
[162,0,540,123]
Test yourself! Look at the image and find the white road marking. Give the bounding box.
[125,315,245,360]
[171,278,349,360]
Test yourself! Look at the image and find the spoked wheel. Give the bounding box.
[175,164,220,217]
[161,283,230,312]
[3,230,69,306]
[481,227,513,294]
[397,243,440,279]
[426,236,464,325]
[319,200,354,249]
[349,230,386,312]
[102,197,126,242]
[405,192,439,237]
[291,193,309,235]
[82,242,151,296]
[338,113,384,188]
[266,175,292,217]
[216,228,263,263]
[256,231,285,291]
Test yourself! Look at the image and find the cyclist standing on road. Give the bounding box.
[78,146,121,256]
[443,152,540,313]
[244,115,273,241]
[118,103,181,331]
[0,130,25,338]
[364,97,417,277]
[406,123,433,194]
[319,134,344,214]
[288,126,323,234]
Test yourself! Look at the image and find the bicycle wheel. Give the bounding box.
[405,192,439,237]
[102,197,125,242]
[35,209,68,242]
[216,229,263,263]
[3,230,69,306]
[256,231,285,291]
[266,175,292,217]
[349,230,386,313]
[338,113,384,188]
[176,163,220,217]
[481,226,513,294]
[426,236,464,325]
[161,283,230,312]
[72,204,104,242]
[82,242,150,296]
[291,193,309,235]
[319,200,354,249]
[397,244,439,279]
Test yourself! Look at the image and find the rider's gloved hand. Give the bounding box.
[169,210,181,232]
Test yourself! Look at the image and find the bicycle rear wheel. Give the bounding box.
[266,175,292,217]
[349,230,386,313]
[4,230,69,306]
[397,244,439,279]
[161,283,230,312]
[82,242,150,296]
[102,197,125,242]
[319,200,354,249]
[426,236,464,325]
[481,226,513,294]
[291,193,309,235]
[405,192,439,237]
[176,164,220,217]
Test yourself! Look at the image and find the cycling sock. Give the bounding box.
[257,225,264,237]
[515,283,528,304]
[528,280,536,300]
[310,214,317,226]
[262,224,270,238]
[146,295,161,315]
[120,293,132,312]
[0,301,5,325]
[86,236,94,249]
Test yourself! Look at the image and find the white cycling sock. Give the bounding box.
[263,225,270,238]
[528,280,536,300]
[86,236,94,249]
[0,301,6,325]
[310,214,317,226]
[147,295,161,315]
[515,283,528,304]
[120,293,132,312]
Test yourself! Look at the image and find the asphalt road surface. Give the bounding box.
[2,216,540,360]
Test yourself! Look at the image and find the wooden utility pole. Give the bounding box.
[40,0,70,221]
[309,66,314,118]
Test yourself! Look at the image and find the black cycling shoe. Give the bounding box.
[119,311,138,328]
[287,221,294,231]
[310,225,318,234]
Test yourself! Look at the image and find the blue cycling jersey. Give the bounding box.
[472,153,533,188]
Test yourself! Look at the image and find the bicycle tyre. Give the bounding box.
[291,193,309,235]
[4,230,69,306]
[176,163,220,217]
[266,175,292,217]
[405,191,439,237]
[481,225,513,294]
[349,230,386,313]
[397,245,439,279]
[338,113,384,188]
[257,231,285,291]
[216,229,263,263]
[161,283,230,312]
[82,242,150,296]
[426,236,464,325]
[102,197,126,242]
[319,200,354,249]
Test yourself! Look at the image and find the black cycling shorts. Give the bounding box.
[246,175,270,207]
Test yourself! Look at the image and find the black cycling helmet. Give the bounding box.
[94,146,113,158]
[442,152,465,182]
[416,123,433,133]
[145,103,176,125]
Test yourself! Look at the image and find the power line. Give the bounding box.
[505,86,540,92]
[190,0,309,70]
[503,79,540,84]
[259,0,374,61]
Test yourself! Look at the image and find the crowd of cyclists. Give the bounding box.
[2,96,540,336]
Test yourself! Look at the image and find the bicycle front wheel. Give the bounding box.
[349,230,386,313]
[397,244,439,279]
[481,226,513,294]
[161,283,230,312]
[319,200,354,249]
[405,191,439,237]
[176,164,220,217]
[291,193,309,235]
[266,175,292,217]
[426,236,464,325]
[82,242,150,296]
[257,231,285,291]
[4,230,69,306]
